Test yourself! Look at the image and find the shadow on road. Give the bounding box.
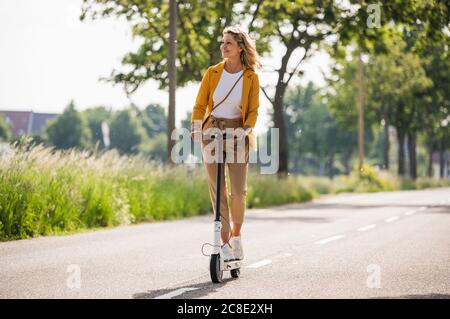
[135,286,450,299]
[266,202,450,212]
[372,293,450,299]
[194,214,330,224]
[133,278,237,299]
[245,215,330,223]
[426,205,450,214]
[193,203,449,225]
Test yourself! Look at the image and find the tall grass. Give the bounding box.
[0,141,449,241]
[0,141,212,240]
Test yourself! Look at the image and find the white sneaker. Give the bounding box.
[230,236,244,260]
[221,243,235,261]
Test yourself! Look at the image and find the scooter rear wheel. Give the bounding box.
[210,254,223,283]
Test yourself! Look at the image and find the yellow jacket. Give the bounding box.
[191,60,260,130]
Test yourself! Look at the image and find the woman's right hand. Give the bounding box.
[190,121,202,141]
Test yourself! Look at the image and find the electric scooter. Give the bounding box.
[204,130,242,283]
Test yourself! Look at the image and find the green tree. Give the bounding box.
[109,108,145,154]
[326,52,379,173]
[286,82,358,177]
[146,133,167,162]
[180,111,192,132]
[253,0,448,176]
[29,132,46,146]
[416,33,450,178]
[329,33,433,179]
[46,101,91,150]
[0,115,11,142]
[372,41,432,178]
[80,0,348,176]
[80,0,272,165]
[80,0,272,90]
[330,0,449,178]
[81,0,450,175]
[139,103,167,138]
[82,106,113,149]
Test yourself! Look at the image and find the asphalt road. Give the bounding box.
[1,187,449,299]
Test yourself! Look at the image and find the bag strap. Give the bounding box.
[211,69,247,112]
[200,69,247,131]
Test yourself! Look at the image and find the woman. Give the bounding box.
[190,25,261,262]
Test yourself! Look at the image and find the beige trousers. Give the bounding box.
[201,115,249,233]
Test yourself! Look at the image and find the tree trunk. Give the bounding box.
[407,132,417,180]
[397,129,406,176]
[273,84,288,179]
[328,152,335,180]
[270,44,298,179]
[342,151,351,175]
[439,137,445,178]
[427,145,433,177]
[383,111,390,170]
[167,0,177,164]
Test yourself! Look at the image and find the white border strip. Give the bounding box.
[246,259,272,269]
[154,287,199,299]
[357,224,377,232]
[385,216,399,223]
[315,235,345,245]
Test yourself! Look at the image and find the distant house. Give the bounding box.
[0,110,58,136]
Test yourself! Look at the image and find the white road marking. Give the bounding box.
[315,235,345,245]
[246,259,272,269]
[404,210,416,216]
[274,252,293,259]
[385,216,400,223]
[418,206,427,211]
[154,287,199,299]
[357,224,377,232]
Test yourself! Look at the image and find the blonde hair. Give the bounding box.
[222,25,261,71]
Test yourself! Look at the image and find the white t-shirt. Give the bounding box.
[212,69,243,118]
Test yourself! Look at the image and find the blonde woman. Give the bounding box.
[190,26,261,262]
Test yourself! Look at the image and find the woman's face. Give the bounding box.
[220,33,242,60]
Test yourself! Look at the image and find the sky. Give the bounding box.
[0,0,331,134]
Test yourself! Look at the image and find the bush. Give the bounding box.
[247,171,313,208]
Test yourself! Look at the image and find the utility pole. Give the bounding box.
[167,0,177,164]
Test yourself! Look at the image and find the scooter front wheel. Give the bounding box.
[210,254,223,283]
